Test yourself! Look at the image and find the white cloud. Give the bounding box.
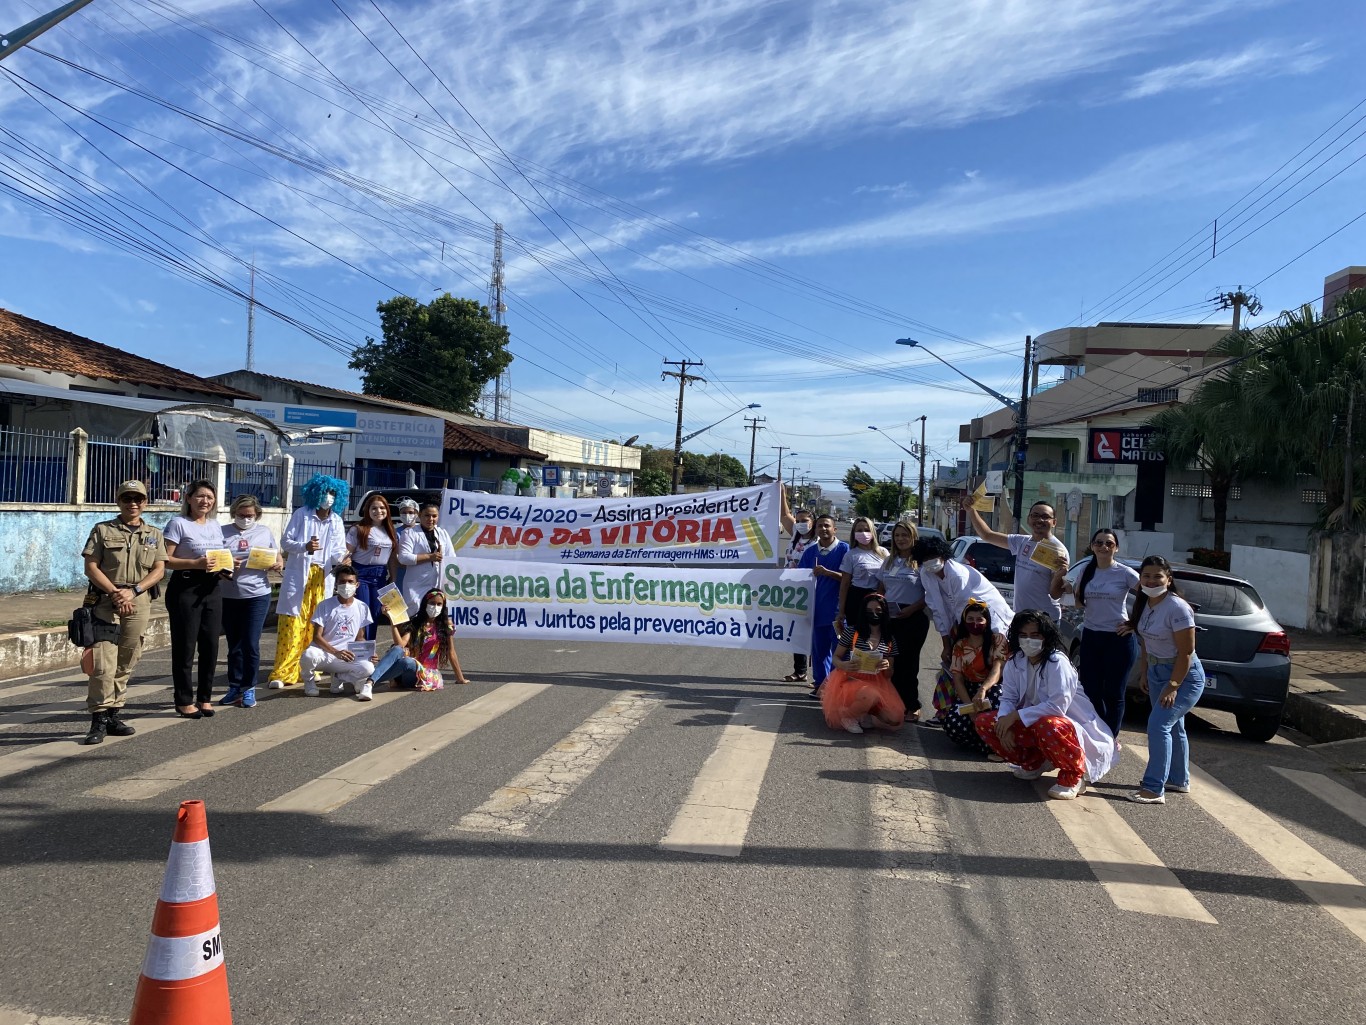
[1122,41,1326,100]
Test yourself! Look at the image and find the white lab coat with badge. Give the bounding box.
[398,524,454,613]
[999,651,1117,782]
[922,559,1014,639]
[277,506,347,618]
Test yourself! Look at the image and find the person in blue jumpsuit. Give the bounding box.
[798,514,850,698]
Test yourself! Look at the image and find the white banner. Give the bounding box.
[441,556,813,653]
[439,483,781,566]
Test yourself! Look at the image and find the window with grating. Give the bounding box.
[1138,387,1179,403]
[1169,483,1242,499]
[1301,489,1326,504]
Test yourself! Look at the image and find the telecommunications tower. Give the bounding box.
[487,223,509,421]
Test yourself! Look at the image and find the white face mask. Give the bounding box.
[424,603,444,619]
[1019,637,1044,657]
[369,509,386,524]
[795,521,812,536]
[233,515,255,530]
[855,531,873,545]
[401,512,418,526]
[1141,584,1169,598]
[319,493,335,510]
[335,583,357,599]
[920,557,944,574]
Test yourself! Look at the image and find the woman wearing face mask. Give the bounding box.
[346,494,399,640]
[779,489,816,683]
[1126,555,1204,805]
[912,535,1013,664]
[936,600,1009,755]
[267,474,349,689]
[874,518,929,717]
[218,495,282,708]
[820,592,905,734]
[392,497,421,592]
[836,516,889,633]
[367,588,470,691]
[973,610,1117,800]
[399,502,455,614]
[797,515,849,697]
[1063,528,1140,738]
[163,479,229,718]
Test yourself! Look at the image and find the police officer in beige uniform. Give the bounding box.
[81,479,167,745]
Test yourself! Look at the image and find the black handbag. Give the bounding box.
[68,606,97,648]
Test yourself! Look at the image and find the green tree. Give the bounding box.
[636,445,675,476]
[682,452,747,489]
[854,480,912,521]
[634,468,672,496]
[843,466,875,495]
[349,293,512,413]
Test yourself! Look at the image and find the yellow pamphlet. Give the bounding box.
[971,481,995,512]
[377,584,410,625]
[245,547,276,571]
[1029,539,1068,572]
[849,647,882,673]
[204,549,234,573]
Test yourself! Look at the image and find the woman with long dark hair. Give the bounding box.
[973,610,1117,800]
[347,493,399,640]
[163,479,228,718]
[819,591,905,735]
[367,587,470,690]
[937,599,1008,755]
[1126,555,1204,805]
[1064,528,1139,737]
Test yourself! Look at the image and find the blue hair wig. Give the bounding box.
[301,473,350,511]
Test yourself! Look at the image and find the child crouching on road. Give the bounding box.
[367,588,471,691]
[300,565,376,701]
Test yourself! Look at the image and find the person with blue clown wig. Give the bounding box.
[267,473,350,689]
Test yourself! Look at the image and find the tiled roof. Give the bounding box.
[444,420,545,459]
[0,308,257,400]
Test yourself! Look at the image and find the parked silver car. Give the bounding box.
[1058,557,1292,742]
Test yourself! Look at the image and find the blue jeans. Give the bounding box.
[222,594,271,690]
[1079,628,1139,737]
[810,624,839,687]
[370,643,417,688]
[354,564,391,640]
[1141,659,1206,794]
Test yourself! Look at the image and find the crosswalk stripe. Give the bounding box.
[1270,766,1366,829]
[0,710,185,781]
[259,682,550,815]
[1044,787,1216,922]
[0,683,165,731]
[1129,739,1366,945]
[457,691,657,835]
[86,692,409,801]
[0,673,89,701]
[659,697,786,857]
[867,731,967,886]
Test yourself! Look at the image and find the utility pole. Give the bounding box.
[897,460,906,518]
[1217,286,1263,331]
[916,414,927,525]
[1012,335,1032,526]
[245,257,256,372]
[0,1,94,62]
[772,445,792,485]
[744,415,766,483]
[662,359,705,494]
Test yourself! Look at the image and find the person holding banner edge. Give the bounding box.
[779,489,816,683]
[797,514,848,698]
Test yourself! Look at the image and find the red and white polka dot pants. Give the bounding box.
[974,711,1086,787]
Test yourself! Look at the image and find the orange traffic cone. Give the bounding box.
[130,800,232,1024]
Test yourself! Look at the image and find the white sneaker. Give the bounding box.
[1048,779,1087,800]
[303,680,319,697]
[329,680,345,695]
[1165,783,1191,794]
[841,718,864,734]
[356,682,373,702]
[266,679,285,690]
[1012,760,1052,781]
[1126,790,1166,804]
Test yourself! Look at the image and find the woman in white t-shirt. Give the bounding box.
[346,494,399,640]
[163,479,229,718]
[1125,555,1205,805]
[1063,528,1140,738]
[779,489,816,683]
[836,516,888,632]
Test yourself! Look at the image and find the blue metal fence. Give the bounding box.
[0,426,68,503]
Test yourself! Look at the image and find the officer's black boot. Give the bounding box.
[83,713,108,745]
[103,709,135,737]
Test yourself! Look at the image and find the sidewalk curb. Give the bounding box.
[0,613,172,682]
[1284,686,1366,745]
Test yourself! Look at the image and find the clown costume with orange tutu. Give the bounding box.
[821,592,907,734]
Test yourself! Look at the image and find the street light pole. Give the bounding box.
[916,415,927,525]
[0,0,95,62]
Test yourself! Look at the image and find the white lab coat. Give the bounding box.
[923,560,1014,639]
[277,506,347,618]
[999,652,1117,782]
[398,524,454,612]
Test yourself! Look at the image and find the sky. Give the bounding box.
[1,0,1362,499]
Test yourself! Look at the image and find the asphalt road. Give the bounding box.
[2,634,1364,1025]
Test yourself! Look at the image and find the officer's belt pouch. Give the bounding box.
[68,607,117,647]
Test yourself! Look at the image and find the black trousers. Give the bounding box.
[886,610,931,713]
[166,570,223,707]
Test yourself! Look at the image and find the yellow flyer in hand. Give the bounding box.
[377,583,410,625]
[245,547,276,571]
[971,481,995,512]
[1029,538,1068,572]
[849,647,882,673]
[204,549,234,573]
